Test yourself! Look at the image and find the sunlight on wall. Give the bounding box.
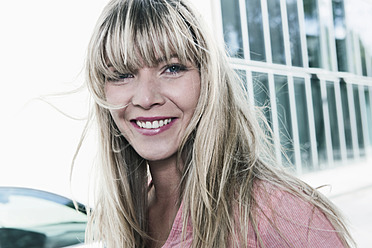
[0,1,108,204]
[345,0,372,52]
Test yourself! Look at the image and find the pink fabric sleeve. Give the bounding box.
[253,184,346,248]
[161,183,346,247]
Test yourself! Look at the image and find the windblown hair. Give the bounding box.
[83,0,354,247]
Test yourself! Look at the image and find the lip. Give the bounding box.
[130,116,176,136]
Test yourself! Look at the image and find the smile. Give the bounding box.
[135,118,172,129]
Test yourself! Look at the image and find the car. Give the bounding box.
[0,186,88,248]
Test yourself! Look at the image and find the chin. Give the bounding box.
[138,151,177,163]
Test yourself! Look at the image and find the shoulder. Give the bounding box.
[250,181,345,248]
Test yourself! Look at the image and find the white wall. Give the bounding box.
[0,1,108,203]
[189,0,223,45]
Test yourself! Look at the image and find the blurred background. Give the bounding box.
[0,1,108,203]
[0,0,371,247]
[217,0,372,246]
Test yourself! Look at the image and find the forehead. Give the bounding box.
[94,0,201,76]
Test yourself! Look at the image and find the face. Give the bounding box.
[104,57,200,163]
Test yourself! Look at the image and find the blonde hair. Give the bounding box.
[82,0,354,247]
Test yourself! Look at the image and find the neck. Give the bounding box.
[148,154,182,205]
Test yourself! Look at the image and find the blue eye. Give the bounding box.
[165,64,186,74]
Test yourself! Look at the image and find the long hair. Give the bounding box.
[83,0,354,247]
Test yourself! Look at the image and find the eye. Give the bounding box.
[164,64,187,75]
[117,73,134,80]
[106,72,134,83]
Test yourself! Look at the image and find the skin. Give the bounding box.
[104,57,200,247]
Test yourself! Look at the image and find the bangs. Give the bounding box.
[94,0,201,80]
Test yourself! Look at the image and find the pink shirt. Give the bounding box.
[162,183,345,247]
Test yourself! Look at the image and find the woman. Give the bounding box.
[82,0,354,247]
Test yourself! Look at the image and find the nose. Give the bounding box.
[131,70,165,109]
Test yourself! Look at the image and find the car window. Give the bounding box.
[0,187,87,248]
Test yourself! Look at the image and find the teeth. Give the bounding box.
[136,118,172,129]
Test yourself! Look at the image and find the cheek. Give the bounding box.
[184,77,201,110]
[108,109,122,130]
[104,84,130,106]
[104,84,115,104]
[108,109,132,140]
